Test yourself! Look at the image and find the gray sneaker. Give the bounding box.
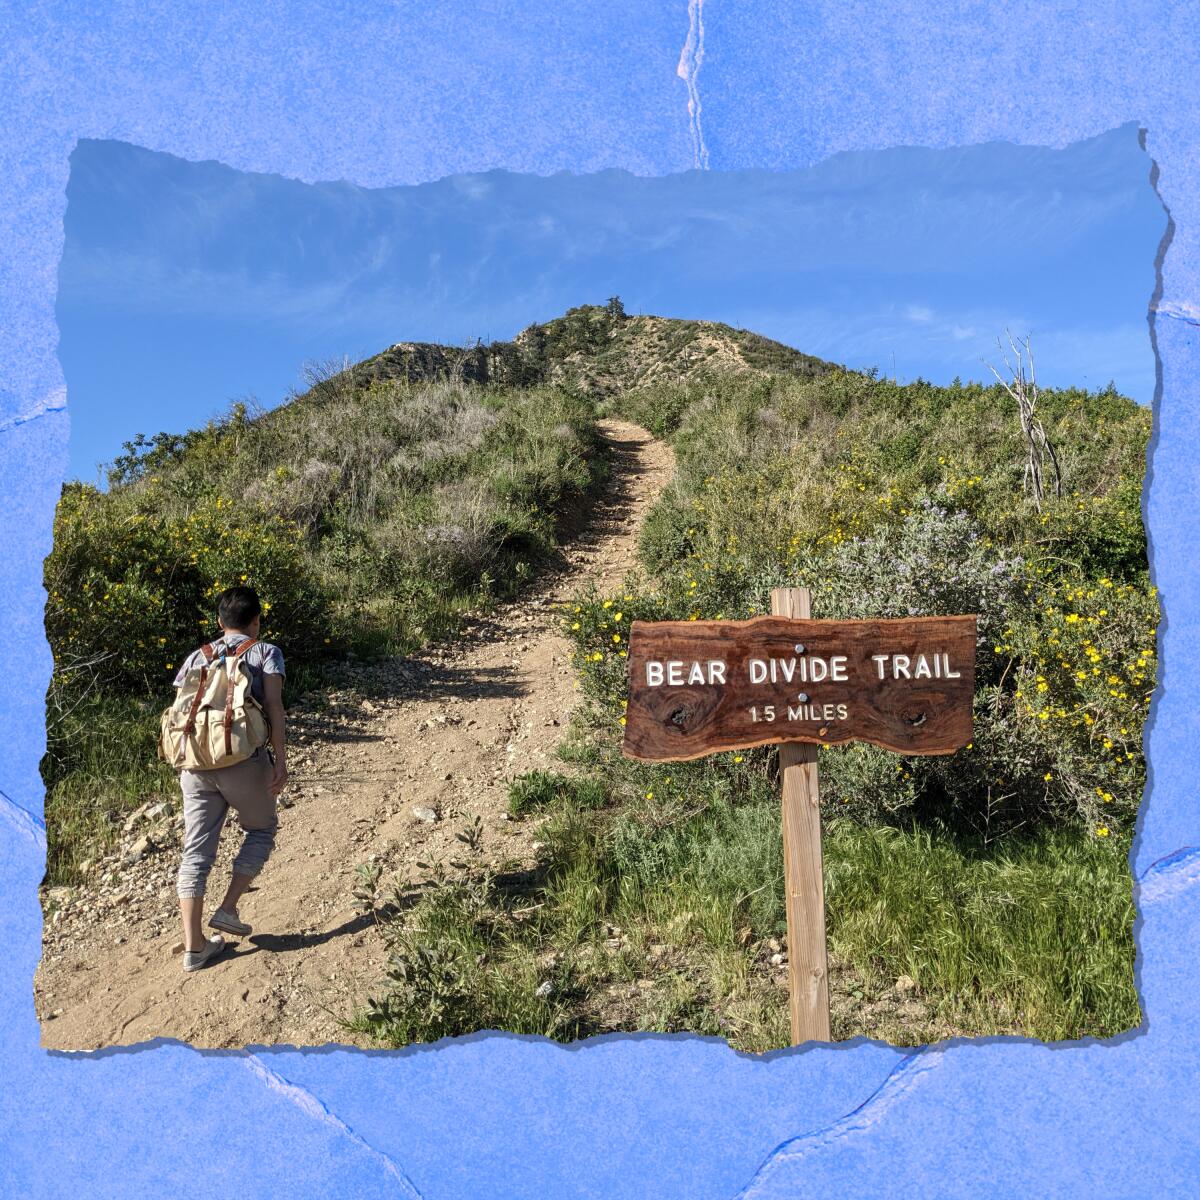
[209,908,251,936]
[183,934,227,972]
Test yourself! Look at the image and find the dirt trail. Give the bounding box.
[36,420,674,1050]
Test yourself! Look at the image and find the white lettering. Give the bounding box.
[749,658,768,684]
[872,654,889,679]
[809,657,829,682]
[914,654,932,680]
[942,653,961,679]
[892,654,911,680]
[667,661,684,686]
[687,662,705,685]
[646,662,664,687]
[708,660,727,685]
[836,703,848,719]
[830,655,848,682]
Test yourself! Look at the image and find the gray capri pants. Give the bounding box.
[176,747,278,899]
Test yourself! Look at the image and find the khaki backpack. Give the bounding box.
[158,638,270,771]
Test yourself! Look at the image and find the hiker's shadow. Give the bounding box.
[225,891,424,958]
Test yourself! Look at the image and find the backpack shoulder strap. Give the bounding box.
[199,642,219,663]
[223,639,260,756]
[173,653,213,766]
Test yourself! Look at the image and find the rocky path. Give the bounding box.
[36,419,674,1050]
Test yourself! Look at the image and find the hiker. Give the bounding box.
[164,586,288,972]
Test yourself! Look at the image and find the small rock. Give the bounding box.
[534,980,554,998]
[411,806,439,824]
[770,952,785,967]
[148,821,173,844]
[122,802,151,834]
[171,941,185,955]
[895,974,917,993]
[123,835,155,865]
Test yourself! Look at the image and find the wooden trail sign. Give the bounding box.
[621,590,976,1045]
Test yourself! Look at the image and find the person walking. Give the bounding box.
[167,586,288,971]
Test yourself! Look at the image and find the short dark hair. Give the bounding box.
[217,586,262,630]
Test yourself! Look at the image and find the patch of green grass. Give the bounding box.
[821,821,1139,1042]
[42,691,176,883]
[507,770,607,818]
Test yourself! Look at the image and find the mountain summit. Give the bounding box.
[347,303,838,398]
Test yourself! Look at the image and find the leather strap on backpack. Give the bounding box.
[223,638,259,756]
[174,641,229,765]
[176,661,210,765]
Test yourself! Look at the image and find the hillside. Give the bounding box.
[337,303,835,398]
[40,306,1152,1049]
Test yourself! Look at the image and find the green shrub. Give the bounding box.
[45,484,331,696]
[508,769,607,817]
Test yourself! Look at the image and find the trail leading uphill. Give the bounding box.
[35,419,674,1049]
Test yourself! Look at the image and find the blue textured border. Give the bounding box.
[2,4,1198,1197]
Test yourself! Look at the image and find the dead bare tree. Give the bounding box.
[448,336,487,386]
[985,332,1062,510]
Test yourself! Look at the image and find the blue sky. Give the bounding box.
[57,124,1164,482]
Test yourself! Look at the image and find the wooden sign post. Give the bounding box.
[771,587,829,1044]
[621,592,976,1045]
